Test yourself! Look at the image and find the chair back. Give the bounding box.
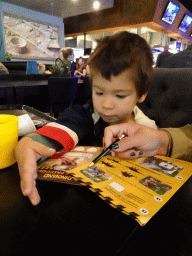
[0,85,15,104]
[73,76,92,105]
[48,76,78,117]
[137,68,192,128]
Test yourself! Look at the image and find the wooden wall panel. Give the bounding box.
[63,0,159,36]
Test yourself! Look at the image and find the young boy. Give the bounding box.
[16,31,157,205]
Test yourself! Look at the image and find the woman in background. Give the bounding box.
[74,57,87,77]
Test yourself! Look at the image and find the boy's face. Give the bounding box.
[92,69,146,125]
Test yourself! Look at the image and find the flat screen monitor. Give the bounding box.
[84,48,92,56]
[178,14,192,32]
[161,1,180,25]
[176,42,181,52]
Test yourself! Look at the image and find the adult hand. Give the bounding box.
[103,123,170,159]
[15,137,56,205]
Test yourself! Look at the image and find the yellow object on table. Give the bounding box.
[0,115,18,169]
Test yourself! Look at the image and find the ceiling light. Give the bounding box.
[93,1,100,10]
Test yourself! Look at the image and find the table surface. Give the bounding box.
[0,107,191,255]
[0,80,48,87]
[0,161,192,256]
[0,79,83,87]
[0,108,52,130]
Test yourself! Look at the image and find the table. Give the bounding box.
[0,78,90,112]
[1,161,192,256]
[0,107,141,255]
[0,80,48,87]
[0,163,140,256]
[0,79,48,96]
[0,80,49,112]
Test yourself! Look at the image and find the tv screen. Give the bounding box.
[84,48,92,56]
[162,1,180,25]
[176,42,181,52]
[178,14,192,32]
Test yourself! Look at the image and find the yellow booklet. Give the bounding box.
[37,146,192,226]
[37,146,103,185]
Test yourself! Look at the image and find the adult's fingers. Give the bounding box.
[103,124,132,149]
[111,134,142,153]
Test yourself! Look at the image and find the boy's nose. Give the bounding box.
[102,97,114,109]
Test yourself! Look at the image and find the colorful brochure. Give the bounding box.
[37,147,103,185]
[37,146,192,226]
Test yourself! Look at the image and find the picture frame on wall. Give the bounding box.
[3,12,61,60]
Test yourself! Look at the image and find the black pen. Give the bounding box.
[88,134,126,167]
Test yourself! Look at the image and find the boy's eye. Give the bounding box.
[96,92,103,96]
[116,95,127,99]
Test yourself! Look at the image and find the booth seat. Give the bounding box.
[137,68,192,128]
[1,61,27,74]
[1,61,52,75]
[0,74,52,112]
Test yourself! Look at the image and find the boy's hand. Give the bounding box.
[15,137,56,205]
[103,123,170,158]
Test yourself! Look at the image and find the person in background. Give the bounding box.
[60,47,74,76]
[103,123,192,162]
[74,57,87,77]
[155,45,172,68]
[0,62,9,74]
[160,44,192,68]
[38,63,51,74]
[16,31,158,205]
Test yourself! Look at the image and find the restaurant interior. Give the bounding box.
[0,0,192,255]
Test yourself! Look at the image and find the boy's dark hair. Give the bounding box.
[87,31,153,97]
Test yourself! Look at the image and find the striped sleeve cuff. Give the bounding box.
[26,133,62,151]
[26,132,63,163]
[34,122,79,153]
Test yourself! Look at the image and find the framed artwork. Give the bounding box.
[3,12,61,60]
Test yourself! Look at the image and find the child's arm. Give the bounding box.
[15,137,56,205]
[16,102,95,205]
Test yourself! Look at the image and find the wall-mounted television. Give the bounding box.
[161,1,180,25]
[84,48,92,56]
[176,42,181,52]
[178,14,192,32]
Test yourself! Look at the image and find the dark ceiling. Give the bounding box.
[179,0,192,12]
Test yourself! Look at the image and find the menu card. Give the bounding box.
[37,146,192,226]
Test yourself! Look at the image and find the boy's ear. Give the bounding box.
[137,92,148,103]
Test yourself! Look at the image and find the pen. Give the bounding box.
[88,134,126,168]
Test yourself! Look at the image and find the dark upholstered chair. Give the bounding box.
[0,85,15,104]
[48,76,78,117]
[14,84,50,112]
[137,68,192,128]
[73,76,92,105]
